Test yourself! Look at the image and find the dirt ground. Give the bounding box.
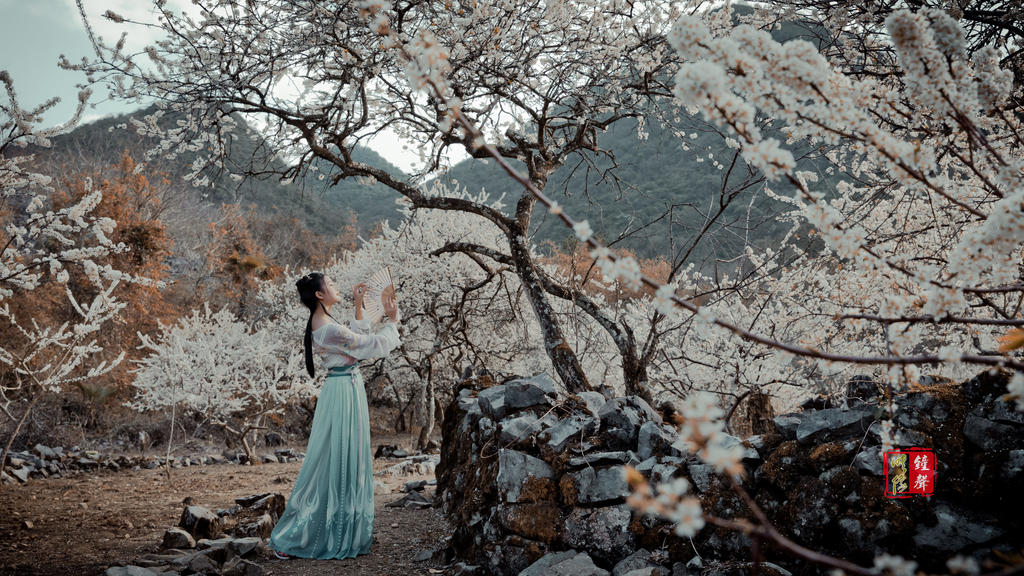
[0,436,452,576]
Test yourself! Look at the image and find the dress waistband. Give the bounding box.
[327,364,358,376]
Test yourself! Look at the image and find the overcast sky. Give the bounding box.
[0,0,424,172]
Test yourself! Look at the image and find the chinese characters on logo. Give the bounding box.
[883,449,936,498]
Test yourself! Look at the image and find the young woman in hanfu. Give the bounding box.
[269,272,400,560]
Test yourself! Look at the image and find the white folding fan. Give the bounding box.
[361,266,395,324]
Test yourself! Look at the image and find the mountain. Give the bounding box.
[43,107,408,238]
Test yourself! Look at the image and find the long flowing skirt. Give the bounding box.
[269,368,374,559]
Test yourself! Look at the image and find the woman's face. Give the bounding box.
[316,277,342,307]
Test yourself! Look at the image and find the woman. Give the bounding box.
[269,272,401,560]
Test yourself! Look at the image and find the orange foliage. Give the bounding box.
[206,203,282,316]
[537,241,672,303]
[5,152,178,404]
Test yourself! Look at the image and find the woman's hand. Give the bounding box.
[353,283,368,320]
[382,285,399,322]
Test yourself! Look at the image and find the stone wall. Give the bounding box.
[436,371,1023,575]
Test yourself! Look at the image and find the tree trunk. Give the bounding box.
[622,339,654,405]
[416,375,436,450]
[508,231,591,394]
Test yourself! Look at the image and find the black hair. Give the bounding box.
[295,272,339,378]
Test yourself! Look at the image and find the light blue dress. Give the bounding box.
[269,315,401,559]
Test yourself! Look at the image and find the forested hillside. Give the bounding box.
[43,107,407,238]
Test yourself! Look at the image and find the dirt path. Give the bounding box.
[0,453,452,576]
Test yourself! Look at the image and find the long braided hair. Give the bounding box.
[295,272,339,378]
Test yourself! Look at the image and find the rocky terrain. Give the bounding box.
[437,371,1023,575]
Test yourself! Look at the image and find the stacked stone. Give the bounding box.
[438,373,694,575]
[103,493,285,576]
[0,445,305,485]
[437,370,1024,575]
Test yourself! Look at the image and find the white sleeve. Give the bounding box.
[349,317,372,335]
[320,322,401,360]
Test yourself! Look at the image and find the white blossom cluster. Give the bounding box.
[128,304,316,445]
[1,72,150,416]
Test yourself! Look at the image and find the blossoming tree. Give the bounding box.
[74,0,699,397]
[0,71,148,475]
[129,305,315,464]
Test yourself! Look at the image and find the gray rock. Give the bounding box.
[11,466,31,483]
[964,413,1020,452]
[387,490,432,509]
[599,396,662,450]
[132,551,190,568]
[104,567,161,576]
[451,562,483,575]
[578,391,608,416]
[717,434,759,462]
[568,451,631,468]
[1004,449,1024,480]
[568,466,630,504]
[913,503,1003,552]
[623,570,663,576]
[179,505,221,539]
[671,561,697,576]
[563,505,636,563]
[796,407,874,445]
[612,549,654,576]
[544,414,600,452]
[500,413,540,443]
[838,517,866,551]
[497,449,554,503]
[478,385,508,419]
[221,557,262,576]
[188,551,220,574]
[520,550,610,576]
[635,457,657,475]
[505,374,556,410]
[161,527,196,549]
[518,550,579,576]
[637,422,681,460]
[688,463,713,493]
[33,444,58,460]
[226,537,263,557]
[773,414,802,440]
[650,463,679,485]
[403,480,427,492]
[479,417,495,440]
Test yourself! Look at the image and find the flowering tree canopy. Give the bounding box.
[129,305,315,462]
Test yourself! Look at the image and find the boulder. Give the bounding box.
[544,414,600,452]
[612,549,656,576]
[563,505,636,563]
[499,413,540,444]
[599,396,662,451]
[161,527,196,550]
[505,374,556,410]
[912,502,1004,553]
[772,414,801,440]
[478,385,508,419]
[795,407,874,445]
[568,451,633,468]
[637,422,681,460]
[578,391,608,417]
[496,449,554,503]
[179,505,222,540]
[564,466,631,505]
[520,550,610,576]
